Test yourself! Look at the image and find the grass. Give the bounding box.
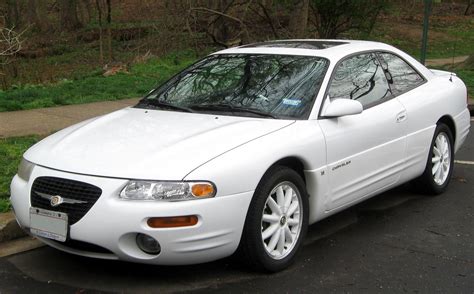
[369,14,474,60]
[0,50,198,112]
[0,198,11,213]
[360,15,474,97]
[0,136,39,213]
[427,17,474,59]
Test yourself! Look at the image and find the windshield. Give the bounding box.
[138,54,329,119]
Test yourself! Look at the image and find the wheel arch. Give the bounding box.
[437,115,456,143]
[267,156,308,190]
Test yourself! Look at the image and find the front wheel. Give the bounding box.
[413,123,454,195]
[237,166,309,272]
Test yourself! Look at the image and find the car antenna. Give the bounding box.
[449,39,457,82]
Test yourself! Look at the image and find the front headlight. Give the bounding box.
[119,181,216,201]
[17,158,35,182]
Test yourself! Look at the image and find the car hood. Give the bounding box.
[24,108,294,180]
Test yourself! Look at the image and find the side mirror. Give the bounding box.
[322,98,363,118]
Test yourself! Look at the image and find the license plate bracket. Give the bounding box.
[30,207,68,242]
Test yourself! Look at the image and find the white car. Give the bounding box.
[11,40,470,272]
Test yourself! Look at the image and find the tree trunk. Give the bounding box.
[96,0,104,64]
[106,0,113,61]
[6,0,21,28]
[465,0,473,15]
[211,0,232,44]
[289,0,309,38]
[78,0,93,24]
[60,0,82,31]
[258,0,279,38]
[206,0,240,47]
[28,0,49,31]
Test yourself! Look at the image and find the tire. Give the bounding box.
[237,166,309,272]
[413,123,454,195]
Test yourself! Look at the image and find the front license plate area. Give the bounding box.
[30,207,68,242]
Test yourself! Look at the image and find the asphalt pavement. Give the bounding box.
[0,121,473,294]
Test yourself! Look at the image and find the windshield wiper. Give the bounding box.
[190,103,276,119]
[139,99,194,113]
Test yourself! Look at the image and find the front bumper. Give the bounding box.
[10,165,253,265]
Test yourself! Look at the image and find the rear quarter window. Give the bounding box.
[378,52,424,95]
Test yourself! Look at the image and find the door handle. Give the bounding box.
[396,111,407,123]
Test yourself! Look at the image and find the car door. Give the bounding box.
[318,52,407,211]
[376,52,430,184]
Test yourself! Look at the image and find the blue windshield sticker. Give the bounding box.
[282,98,302,106]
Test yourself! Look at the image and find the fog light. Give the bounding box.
[136,233,161,255]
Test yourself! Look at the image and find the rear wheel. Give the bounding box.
[238,166,308,272]
[413,123,454,195]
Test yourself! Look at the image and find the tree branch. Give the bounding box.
[0,27,26,58]
[190,7,244,24]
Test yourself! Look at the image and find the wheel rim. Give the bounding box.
[432,132,451,186]
[261,181,303,260]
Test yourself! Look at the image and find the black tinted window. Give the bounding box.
[328,53,391,108]
[378,53,424,95]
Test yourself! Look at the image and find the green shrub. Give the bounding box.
[0,136,40,203]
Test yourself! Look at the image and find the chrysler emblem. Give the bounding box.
[36,192,87,206]
[50,195,63,207]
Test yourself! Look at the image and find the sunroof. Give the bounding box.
[240,40,348,50]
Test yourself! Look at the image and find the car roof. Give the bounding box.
[212,39,433,79]
[213,39,397,61]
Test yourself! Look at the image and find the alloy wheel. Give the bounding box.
[261,181,303,260]
[432,132,451,186]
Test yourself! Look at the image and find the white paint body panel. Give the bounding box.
[11,40,470,265]
[319,98,407,211]
[23,108,293,180]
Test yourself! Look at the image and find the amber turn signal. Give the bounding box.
[147,215,198,228]
[191,183,215,198]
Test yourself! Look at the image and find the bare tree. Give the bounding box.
[27,0,49,31]
[106,0,113,61]
[0,27,24,61]
[466,0,473,15]
[310,0,387,38]
[189,0,252,48]
[60,0,82,31]
[6,0,21,29]
[94,0,112,62]
[0,25,25,87]
[96,0,104,64]
[78,0,93,24]
[254,0,280,38]
[289,0,309,38]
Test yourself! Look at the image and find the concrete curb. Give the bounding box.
[0,236,44,258]
[0,212,27,243]
[0,212,46,257]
